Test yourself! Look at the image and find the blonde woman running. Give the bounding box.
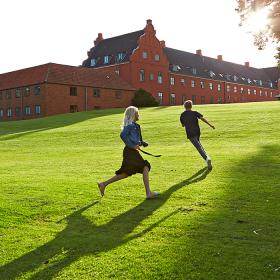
[98,106,159,199]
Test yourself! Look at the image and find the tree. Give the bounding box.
[236,0,280,65]
[131,88,158,107]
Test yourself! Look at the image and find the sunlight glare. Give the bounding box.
[245,7,271,33]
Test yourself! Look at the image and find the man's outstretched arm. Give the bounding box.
[200,117,215,129]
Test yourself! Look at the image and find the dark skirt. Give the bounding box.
[115,146,151,176]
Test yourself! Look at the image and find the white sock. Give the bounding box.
[206,156,211,162]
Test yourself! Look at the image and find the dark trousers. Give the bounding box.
[189,136,208,160]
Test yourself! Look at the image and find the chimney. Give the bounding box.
[160,40,166,48]
[94,33,103,46]
[217,55,223,61]
[196,49,202,56]
[146,19,152,25]
[245,61,250,67]
[144,19,156,35]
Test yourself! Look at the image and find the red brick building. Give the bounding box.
[1,19,278,122]
[0,63,135,121]
[82,19,279,106]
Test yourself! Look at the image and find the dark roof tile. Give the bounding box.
[82,30,144,67]
[164,47,278,89]
[0,63,135,91]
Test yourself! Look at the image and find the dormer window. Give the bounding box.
[247,78,251,84]
[209,71,215,78]
[117,52,125,62]
[269,81,273,87]
[259,80,263,86]
[233,75,238,82]
[191,68,197,75]
[90,58,97,66]
[104,55,109,64]
[172,64,181,72]
[225,74,231,81]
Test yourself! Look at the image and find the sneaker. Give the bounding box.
[206,158,212,170]
[146,191,160,200]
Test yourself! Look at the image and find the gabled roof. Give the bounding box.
[82,30,145,67]
[164,47,278,89]
[262,67,280,84]
[0,63,135,91]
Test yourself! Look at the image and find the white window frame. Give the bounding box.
[104,56,109,64]
[170,93,176,105]
[35,105,41,114]
[140,70,145,82]
[142,51,148,59]
[90,58,96,66]
[7,108,12,117]
[158,72,163,84]
[154,54,160,61]
[158,92,163,105]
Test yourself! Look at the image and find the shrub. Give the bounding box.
[131,88,159,107]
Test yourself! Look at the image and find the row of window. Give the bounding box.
[157,92,223,106]
[171,64,274,88]
[139,70,275,97]
[0,86,41,100]
[70,87,123,99]
[0,105,41,118]
[140,70,163,83]
[91,52,126,66]
[142,51,160,61]
[90,51,161,67]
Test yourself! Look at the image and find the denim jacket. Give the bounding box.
[120,122,142,149]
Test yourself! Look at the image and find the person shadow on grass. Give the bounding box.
[0,167,210,280]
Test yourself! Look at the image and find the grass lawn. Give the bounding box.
[0,101,279,279]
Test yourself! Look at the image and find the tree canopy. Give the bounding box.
[236,0,280,66]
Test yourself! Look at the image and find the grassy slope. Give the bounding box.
[0,101,279,279]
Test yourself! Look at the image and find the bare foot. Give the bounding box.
[146,191,160,200]
[97,182,105,197]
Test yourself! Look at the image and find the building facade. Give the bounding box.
[1,20,278,122]
[82,19,279,106]
[0,63,135,121]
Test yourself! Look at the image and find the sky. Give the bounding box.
[0,0,278,74]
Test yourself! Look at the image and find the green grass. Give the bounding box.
[0,101,279,280]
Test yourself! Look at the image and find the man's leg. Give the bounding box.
[189,137,212,170]
[189,136,207,160]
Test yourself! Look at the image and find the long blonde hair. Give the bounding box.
[122,106,138,129]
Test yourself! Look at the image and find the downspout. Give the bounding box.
[21,90,24,120]
[85,87,88,111]
[224,81,226,103]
